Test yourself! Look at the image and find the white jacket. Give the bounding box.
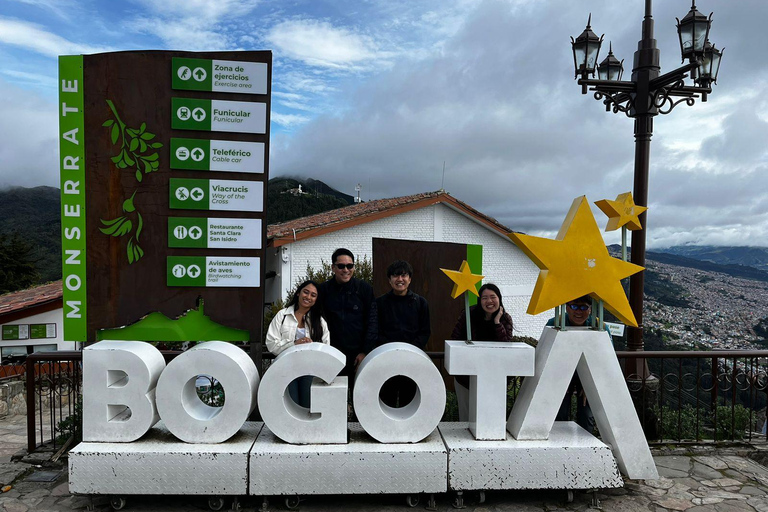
[265,305,330,355]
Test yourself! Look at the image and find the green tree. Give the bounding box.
[0,232,40,293]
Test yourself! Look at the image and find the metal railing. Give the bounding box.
[0,364,26,381]
[616,350,768,443]
[25,351,82,453]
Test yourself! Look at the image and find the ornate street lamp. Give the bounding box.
[677,2,712,62]
[598,43,624,82]
[570,0,722,363]
[571,15,604,83]
[697,41,723,88]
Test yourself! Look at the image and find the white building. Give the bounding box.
[0,281,77,364]
[266,191,549,338]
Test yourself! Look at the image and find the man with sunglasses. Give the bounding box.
[319,248,377,380]
[545,295,599,433]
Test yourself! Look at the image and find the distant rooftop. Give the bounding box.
[267,190,514,246]
[0,281,63,318]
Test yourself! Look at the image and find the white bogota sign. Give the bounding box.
[71,329,658,499]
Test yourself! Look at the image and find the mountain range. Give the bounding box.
[2,184,768,289]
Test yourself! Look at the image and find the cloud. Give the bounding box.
[7,0,79,20]
[126,17,231,51]
[0,79,57,188]
[267,19,389,70]
[125,0,260,50]
[0,69,56,89]
[270,0,768,248]
[0,17,112,57]
[130,0,259,19]
[271,112,312,129]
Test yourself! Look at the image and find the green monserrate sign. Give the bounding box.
[59,55,87,341]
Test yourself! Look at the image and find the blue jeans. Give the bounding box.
[556,391,596,434]
[288,375,313,408]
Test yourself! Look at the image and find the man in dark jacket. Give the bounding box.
[545,295,600,433]
[375,260,430,407]
[319,248,377,381]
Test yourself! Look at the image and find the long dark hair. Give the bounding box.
[288,280,324,342]
[471,283,505,324]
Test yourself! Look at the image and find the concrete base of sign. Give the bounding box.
[439,422,623,490]
[69,421,262,495]
[249,422,447,496]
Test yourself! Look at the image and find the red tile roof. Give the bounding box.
[267,190,513,246]
[0,281,62,317]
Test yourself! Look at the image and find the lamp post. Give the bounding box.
[571,0,722,357]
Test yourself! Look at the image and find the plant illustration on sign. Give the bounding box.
[99,100,163,264]
[103,100,162,182]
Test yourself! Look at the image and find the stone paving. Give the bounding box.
[1,411,768,511]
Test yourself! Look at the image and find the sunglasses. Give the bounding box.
[567,303,590,311]
[334,263,355,270]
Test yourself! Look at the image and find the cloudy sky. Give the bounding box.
[1,0,766,248]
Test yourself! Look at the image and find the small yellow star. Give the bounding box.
[595,191,647,231]
[508,196,644,327]
[440,260,485,299]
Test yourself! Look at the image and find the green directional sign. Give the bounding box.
[170,178,264,212]
[172,98,211,131]
[172,58,212,91]
[171,98,266,134]
[168,256,260,287]
[169,217,262,249]
[170,138,264,173]
[2,325,29,340]
[169,177,209,210]
[167,256,206,287]
[30,324,56,339]
[168,217,207,248]
[170,138,208,171]
[172,57,268,94]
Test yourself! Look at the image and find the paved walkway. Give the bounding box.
[1,412,768,511]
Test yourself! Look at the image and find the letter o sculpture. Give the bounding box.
[353,343,445,443]
[156,341,259,443]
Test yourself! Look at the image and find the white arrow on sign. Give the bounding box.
[187,265,201,278]
[192,107,206,122]
[189,226,203,240]
[190,187,205,202]
[193,67,207,82]
[191,148,205,162]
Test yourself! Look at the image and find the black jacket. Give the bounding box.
[375,290,430,349]
[319,277,377,356]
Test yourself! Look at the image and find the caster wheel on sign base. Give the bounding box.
[110,496,127,511]
[477,491,486,504]
[208,496,225,511]
[285,495,301,510]
[566,490,574,503]
[452,491,465,509]
[406,494,420,507]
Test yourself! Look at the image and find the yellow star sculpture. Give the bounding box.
[595,191,647,231]
[440,260,484,299]
[508,196,644,327]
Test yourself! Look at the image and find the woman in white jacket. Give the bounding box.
[265,280,330,407]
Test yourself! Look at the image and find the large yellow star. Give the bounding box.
[440,260,484,299]
[508,196,644,327]
[595,191,647,231]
